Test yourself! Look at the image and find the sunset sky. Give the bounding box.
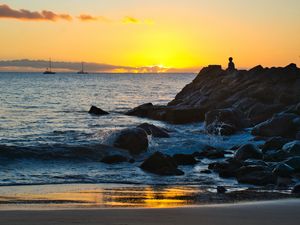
[0,0,299,72]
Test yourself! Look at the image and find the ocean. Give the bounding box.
[0,72,257,187]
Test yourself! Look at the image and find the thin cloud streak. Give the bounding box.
[0,60,197,73]
[0,4,72,21]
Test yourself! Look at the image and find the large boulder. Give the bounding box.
[125,103,154,117]
[137,123,170,138]
[205,108,247,135]
[262,137,292,152]
[172,154,197,165]
[272,163,294,177]
[234,144,263,161]
[88,105,109,115]
[113,128,148,155]
[140,152,184,176]
[292,183,300,194]
[252,113,298,138]
[284,157,300,172]
[236,170,276,186]
[282,141,300,156]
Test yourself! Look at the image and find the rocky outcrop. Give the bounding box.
[140,152,184,176]
[113,128,148,155]
[125,64,300,131]
[88,105,109,115]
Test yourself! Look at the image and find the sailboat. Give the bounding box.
[77,62,88,74]
[43,58,56,74]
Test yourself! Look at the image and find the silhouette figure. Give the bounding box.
[227,57,236,72]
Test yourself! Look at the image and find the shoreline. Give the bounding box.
[0,183,297,210]
[0,199,300,225]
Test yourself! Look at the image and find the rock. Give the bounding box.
[163,107,206,124]
[172,154,197,165]
[113,128,148,155]
[284,157,300,172]
[200,169,212,174]
[292,183,300,194]
[140,152,184,176]
[237,170,276,185]
[252,114,298,138]
[282,141,300,156]
[262,137,292,152]
[263,150,288,162]
[236,165,267,177]
[198,149,225,159]
[272,163,294,177]
[125,64,300,126]
[217,186,227,194]
[296,131,300,140]
[242,159,268,167]
[101,155,128,164]
[137,123,170,138]
[209,159,243,178]
[88,105,109,115]
[234,144,263,161]
[205,108,247,135]
[125,103,154,117]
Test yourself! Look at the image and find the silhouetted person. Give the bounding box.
[227,57,236,72]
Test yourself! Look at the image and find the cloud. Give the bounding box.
[122,16,154,25]
[0,59,197,73]
[0,4,72,21]
[77,14,111,23]
[122,16,140,24]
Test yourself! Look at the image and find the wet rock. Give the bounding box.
[263,150,288,162]
[172,154,197,165]
[198,149,225,159]
[125,103,154,117]
[236,165,267,177]
[88,105,109,115]
[217,186,227,194]
[272,163,294,177]
[242,159,268,167]
[209,159,243,178]
[113,128,148,155]
[262,137,292,152]
[282,141,300,156]
[140,152,184,176]
[200,169,212,174]
[234,144,263,161]
[137,123,169,138]
[163,107,206,124]
[284,157,300,172]
[101,155,128,164]
[205,108,247,135]
[237,170,276,185]
[292,183,300,194]
[252,113,298,138]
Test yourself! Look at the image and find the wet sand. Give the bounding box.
[0,199,299,225]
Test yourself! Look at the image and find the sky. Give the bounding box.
[0,0,299,72]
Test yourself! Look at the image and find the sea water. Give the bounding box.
[0,72,257,187]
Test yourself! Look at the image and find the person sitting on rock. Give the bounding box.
[227,57,236,72]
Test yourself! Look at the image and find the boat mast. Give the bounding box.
[49,58,52,72]
[81,62,84,72]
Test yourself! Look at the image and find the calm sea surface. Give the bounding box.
[0,73,257,187]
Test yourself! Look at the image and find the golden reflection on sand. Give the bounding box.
[0,185,201,208]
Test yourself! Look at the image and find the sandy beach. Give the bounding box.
[0,199,299,225]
